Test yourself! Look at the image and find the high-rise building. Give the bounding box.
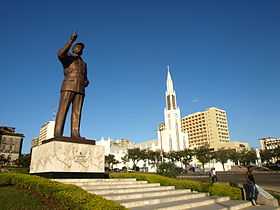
[157,67,188,152]
[38,121,55,145]
[31,137,39,149]
[181,107,230,149]
[260,137,280,150]
[0,126,24,162]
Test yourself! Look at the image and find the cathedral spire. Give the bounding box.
[166,65,174,94]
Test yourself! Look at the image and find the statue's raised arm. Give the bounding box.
[58,32,78,60]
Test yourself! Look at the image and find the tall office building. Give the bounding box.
[181,107,230,149]
[158,67,188,152]
[38,121,55,145]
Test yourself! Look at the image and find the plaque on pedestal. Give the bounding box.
[30,137,106,178]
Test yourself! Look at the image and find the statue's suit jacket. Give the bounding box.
[58,51,88,95]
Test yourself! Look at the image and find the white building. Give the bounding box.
[96,138,160,172]
[158,67,189,152]
[38,121,55,145]
[96,137,135,170]
[260,137,280,150]
[135,139,159,151]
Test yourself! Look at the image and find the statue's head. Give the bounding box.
[72,42,85,56]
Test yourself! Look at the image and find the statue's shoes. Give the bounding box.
[71,135,86,140]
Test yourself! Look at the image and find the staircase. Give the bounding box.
[54,178,279,210]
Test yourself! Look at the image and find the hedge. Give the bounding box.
[110,172,242,200]
[0,173,127,210]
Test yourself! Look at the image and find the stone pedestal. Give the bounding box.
[30,137,105,178]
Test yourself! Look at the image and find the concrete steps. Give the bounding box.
[54,178,279,210]
[72,181,148,186]
[131,196,231,210]
[121,192,209,209]
[81,183,161,190]
[54,178,137,183]
[104,189,192,201]
[90,186,176,195]
[188,200,252,210]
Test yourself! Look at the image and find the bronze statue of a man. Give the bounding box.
[54,32,89,139]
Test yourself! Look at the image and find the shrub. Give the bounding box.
[110,172,242,200]
[157,162,183,178]
[209,183,242,200]
[0,173,126,210]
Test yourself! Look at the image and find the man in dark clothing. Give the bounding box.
[246,166,258,205]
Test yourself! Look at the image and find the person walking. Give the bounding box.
[209,168,217,184]
[246,166,258,205]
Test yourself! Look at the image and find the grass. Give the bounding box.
[6,167,29,174]
[0,185,52,210]
[0,173,127,210]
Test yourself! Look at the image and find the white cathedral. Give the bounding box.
[158,66,189,152]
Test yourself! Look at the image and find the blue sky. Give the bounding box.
[0,0,279,153]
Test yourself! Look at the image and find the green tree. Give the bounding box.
[214,148,230,171]
[105,154,114,170]
[6,155,11,165]
[140,149,149,163]
[273,146,280,161]
[180,149,193,170]
[239,149,257,166]
[19,154,31,168]
[127,148,142,170]
[0,154,6,166]
[105,154,120,170]
[246,149,257,165]
[260,149,274,164]
[121,154,129,165]
[194,145,211,171]
[165,151,181,163]
[228,149,240,165]
[146,150,161,169]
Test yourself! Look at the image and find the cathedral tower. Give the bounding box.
[158,66,188,152]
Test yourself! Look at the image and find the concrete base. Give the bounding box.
[30,138,105,177]
[256,185,279,207]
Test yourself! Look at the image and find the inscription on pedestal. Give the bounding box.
[30,140,104,174]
